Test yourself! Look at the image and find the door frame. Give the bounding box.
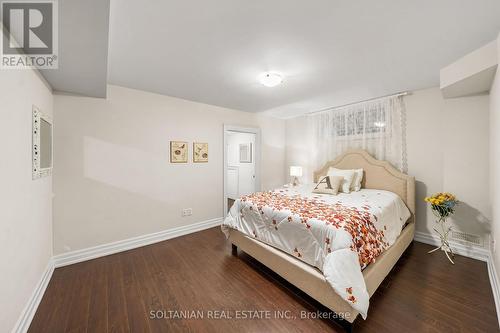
[223,125,261,218]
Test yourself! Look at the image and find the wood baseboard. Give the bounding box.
[414,231,489,262]
[487,249,500,329]
[12,259,55,333]
[53,217,223,268]
[414,231,499,328]
[14,225,500,331]
[13,218,224,332]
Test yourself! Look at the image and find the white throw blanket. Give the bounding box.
[222,185,410,319]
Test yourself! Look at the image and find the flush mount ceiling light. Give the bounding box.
[258,72,283,87]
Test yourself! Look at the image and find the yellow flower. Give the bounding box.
[425,192,457,206]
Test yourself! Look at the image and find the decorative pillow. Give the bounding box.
[327,168,356,193]
[351,168,364,191]
[312,176,343,195]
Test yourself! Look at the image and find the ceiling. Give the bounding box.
[106,0,500,117]
[42,0,500,117]
[40,0,110,98]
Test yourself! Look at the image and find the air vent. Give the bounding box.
[451,231,482,246]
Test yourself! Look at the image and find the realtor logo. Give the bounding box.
[1,1,58,69]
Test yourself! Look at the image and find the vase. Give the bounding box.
[428,215,455,264]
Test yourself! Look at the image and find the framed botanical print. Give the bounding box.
[193,142,208,162]
[239,143,252,163]
[170,141,188,163]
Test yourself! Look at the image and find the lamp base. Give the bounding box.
[292,177,299,186]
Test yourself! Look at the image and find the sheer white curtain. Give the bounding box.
[308,95,407,172]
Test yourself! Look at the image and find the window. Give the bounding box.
[333,107,387,138]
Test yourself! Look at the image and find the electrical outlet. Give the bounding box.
[182,208,193,217]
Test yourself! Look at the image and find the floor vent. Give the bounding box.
[451,231,482,247]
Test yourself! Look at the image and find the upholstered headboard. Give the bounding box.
[314,149,415,222]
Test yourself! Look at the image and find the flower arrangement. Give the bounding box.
[424,192,459,220]
[424,192,459,264]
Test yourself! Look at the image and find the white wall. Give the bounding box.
[0,70,53,331]
[227,132,256,197]
[490,33,500,270]
[53,85,286,254]
[406,88,490,240]
[286,87,490,245]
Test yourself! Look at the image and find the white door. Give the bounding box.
[227,166,239,200]
[226,131,256,197]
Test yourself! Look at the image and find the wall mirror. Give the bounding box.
[32,105,53,179]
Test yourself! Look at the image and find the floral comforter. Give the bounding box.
[221,185,410,319]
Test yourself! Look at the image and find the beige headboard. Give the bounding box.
[314,149,415,223]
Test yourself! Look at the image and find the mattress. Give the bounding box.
[222,185,411,318]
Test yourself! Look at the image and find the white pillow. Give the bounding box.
[327,168,355,193]
[351,168,364,192]
[312,175,343,195]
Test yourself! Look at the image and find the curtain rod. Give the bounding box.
[307,91,410,115]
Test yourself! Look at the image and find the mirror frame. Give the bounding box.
[32,105,53,179]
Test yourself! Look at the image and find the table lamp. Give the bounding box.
[290,166,303,186]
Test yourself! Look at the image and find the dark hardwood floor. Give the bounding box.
[29,227,499,332]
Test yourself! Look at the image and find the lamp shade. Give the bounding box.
[290,166,303,177]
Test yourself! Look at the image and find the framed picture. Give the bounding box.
[193,142,208,162]
[170,141,188,163]
[239,143,252,163]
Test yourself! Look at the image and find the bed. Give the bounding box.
[222,149,415,329]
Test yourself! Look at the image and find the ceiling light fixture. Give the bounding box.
[259,72,283,87]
